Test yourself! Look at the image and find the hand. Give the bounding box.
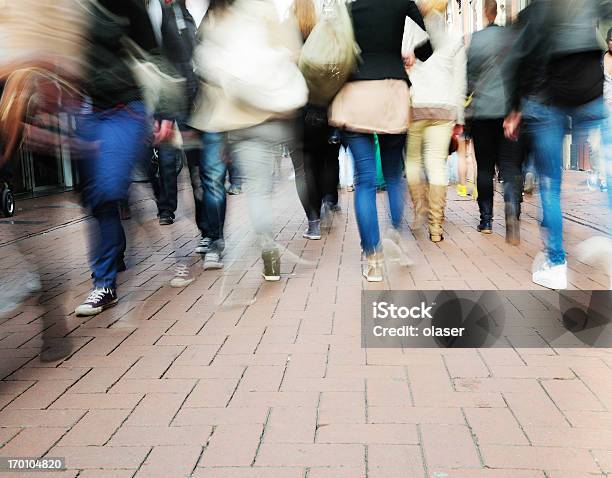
[453,124,464,137]
[403,52,416,70]
[504,111,522,141]
[153,119,174,145]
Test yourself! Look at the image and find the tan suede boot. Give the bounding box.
[428,184,447,243]
[408,181,429,230]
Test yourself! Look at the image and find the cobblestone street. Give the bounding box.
[0,169,611,477]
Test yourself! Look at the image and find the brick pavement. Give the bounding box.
[0,167,610,477]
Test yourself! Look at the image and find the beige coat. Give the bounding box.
[189,0,305,133]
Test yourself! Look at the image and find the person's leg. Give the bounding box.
[155,145,179,223]
[288,118,316,224]
[322,127,341,208]
[523,99,566,287]
[76,102,149,314]
[422,120,454,242]
[343,132,380,254]
[405,120,427,229]
[471,119,500,232]
[457,134,469,196]
[379,133,406,230]
[498,133,525,245]
[343,131,384,281]
[200,132,227,257]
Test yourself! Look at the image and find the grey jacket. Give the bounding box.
[467,24,512,119]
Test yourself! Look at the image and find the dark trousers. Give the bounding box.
[302,108,340,221]
[154,146,180,219]
[471,118,524,222]
[186,149,205,233]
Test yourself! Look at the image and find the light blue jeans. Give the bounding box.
[522,97,611,265]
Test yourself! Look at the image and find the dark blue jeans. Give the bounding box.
[200,132,227,252]
[78,101,149,288]
[343,132,405,255]
[523,97,610,265]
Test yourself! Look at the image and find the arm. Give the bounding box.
[406,0,433,62]
[454,41,467,125]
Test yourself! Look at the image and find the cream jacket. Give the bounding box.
[189,0,305,133]
[403,12,467,125]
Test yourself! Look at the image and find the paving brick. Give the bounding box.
[50,393,143,410]
[0,409,85,428]
[110,378,196,395]
[5,380,75,410]
[265,407,317,444]
[0,427,67,457]
[524,426,612,449]
[541,379,605,411]
[503,390,570,429]
[125,393,187,427]
[172,407,269,426]
[237,366,285,392]
[50,445,150,470]
[368,406,465,425]
[255,443,364,467]
[111,426,212,446]
[481,445,600,472]
[229,391,319,408]
[366,380,411,407]
[199,424,263,467]
[367,444,425,478]
[183,378,241,408]
[421,424,481,469]
[464,408,529,445]
[58,409,132,446]
[316,424,418,445]
[193,467,304,478]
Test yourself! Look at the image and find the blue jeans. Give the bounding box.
[78,101,149,288]
[522,97,610,265]
[200,132,227,252]
[343,132,405,255]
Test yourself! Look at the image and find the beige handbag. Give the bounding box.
[328,79,411,134]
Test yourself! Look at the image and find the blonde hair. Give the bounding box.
[294,0,317,40]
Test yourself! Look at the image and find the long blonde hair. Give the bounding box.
[294,0,317,40]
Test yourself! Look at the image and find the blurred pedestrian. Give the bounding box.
[404,0,467,243]
[467,0,524,244]
[75,0,175,316]
[328,0,432,282]
[505,0,612,289]
[191,0,308,281]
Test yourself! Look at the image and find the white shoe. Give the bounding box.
[363,252,384,282]
[195,237,212,254]
[203,251,224,271]
[532,258,568,290]
[382,228,414,267]
[170,264,195,288]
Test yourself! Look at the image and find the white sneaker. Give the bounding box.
[532,258,568,290]
[362,252,384,282]
[203,251,224,271]
[170,264,195,288]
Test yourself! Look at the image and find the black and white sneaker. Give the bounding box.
[75,287,118,316]
[195,237,212,254]
[203,251,224,270]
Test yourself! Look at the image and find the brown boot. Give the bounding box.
[428,185,447,243]
[408,181,429,230]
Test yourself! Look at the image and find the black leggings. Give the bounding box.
[471,118,524,216]
[301,107,340,221]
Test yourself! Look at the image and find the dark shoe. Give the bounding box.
[262,249,281,281]
[505,203,521,246]
[477,221,493,234]
[195,237,212,254]
[303,220,321,240]
[330,203,341,213]
[75,287,118,316]
[117,259,127,273]
[159,216,174,226]
[227,185,242,195]
[430,233,444,243]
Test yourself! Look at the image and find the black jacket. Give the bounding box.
[85,0,158,110]
[349,0,431,83]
